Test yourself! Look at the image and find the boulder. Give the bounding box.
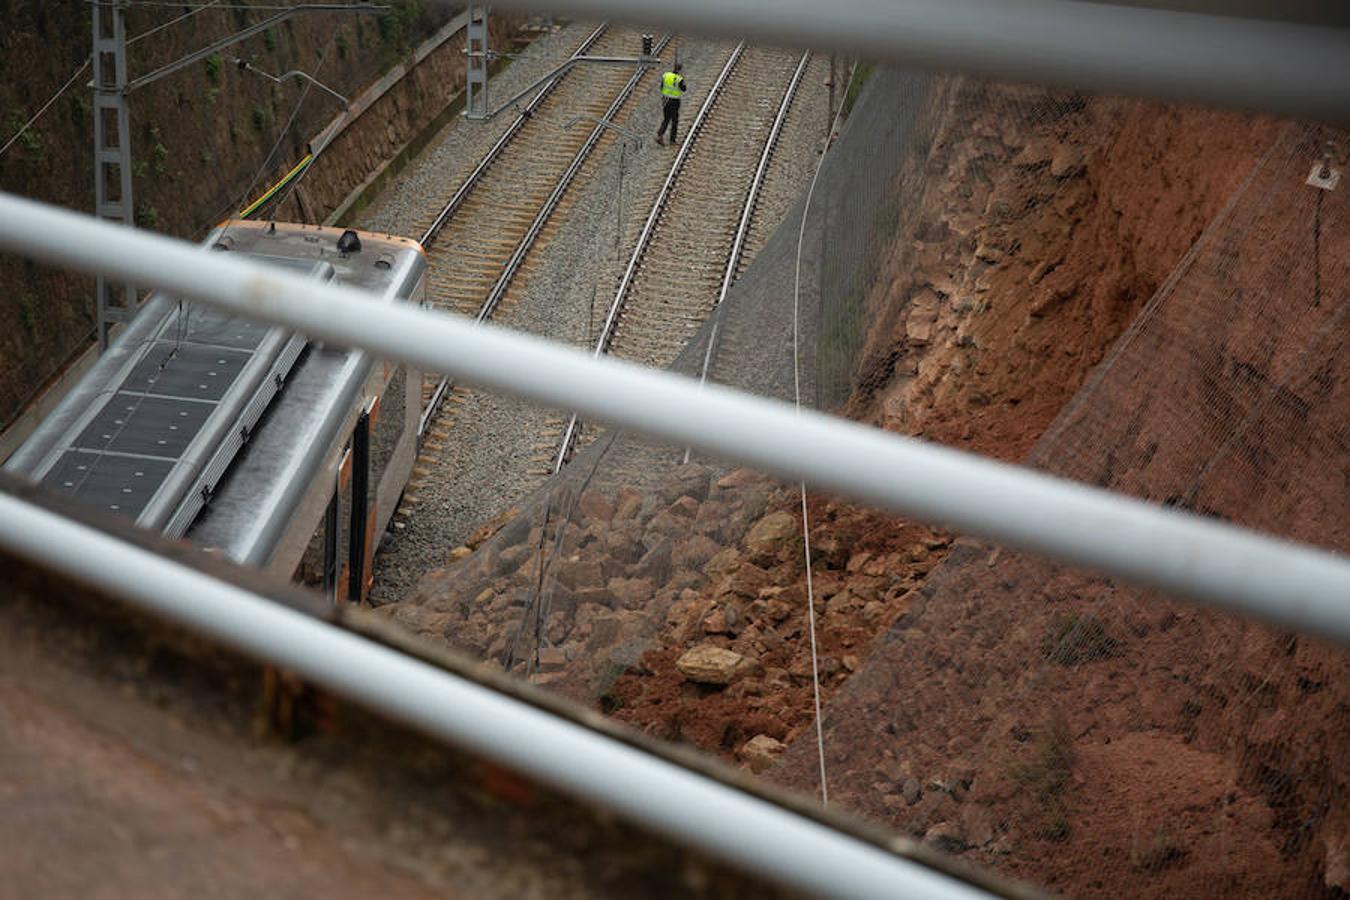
[536,646,569,671]
[715,467,762,490]
[553,556,604,590]
[577,490,615,524]
[607,576,655,610]
[613,488,643,520]
[668,496,700,519]
[467,505,520,549]
[705,547,743,577]
[739,735,786,774]
[924,821,969,855]
[717,562,772,600]
[632,537,673,582]
[743,510,799,565]
[604,530,645,565]
[672,534,721,570]
[675,644,757,685]
[702,602,743,636]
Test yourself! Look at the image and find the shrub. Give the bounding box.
[251,104,268,132]
[205,53,222,83]
[1042,613,1120,665]
[135,204,161,229]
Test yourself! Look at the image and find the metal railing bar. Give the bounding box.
[480,0,1350,124]
[1,192,1349,644]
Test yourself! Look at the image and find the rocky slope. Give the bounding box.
[381,71,1348,896]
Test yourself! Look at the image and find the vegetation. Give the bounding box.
[251,104,269,132]
[1041,613,1121,665]
[17,295,37,335]
[205,53,222,83]
[135,204,161,229]
[1009,710,1075,841]
[1132,826,1189,872]
[6,114,44,161]
[842,61,876,117]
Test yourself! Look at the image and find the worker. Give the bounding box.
[656,63,686,146]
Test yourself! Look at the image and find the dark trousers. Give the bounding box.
[657,98,681,142]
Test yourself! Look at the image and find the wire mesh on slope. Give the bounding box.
[774,121,1350,898]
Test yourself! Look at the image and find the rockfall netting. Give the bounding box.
[382,63,1349,897]
[773,121,1349,896]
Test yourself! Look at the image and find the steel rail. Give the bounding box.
[419,34,674,437]
[697,50,811,389]
[418,23,611,436]
[483,33,676,324]
[417,23,610,248]
[478,0,1350,125]
[0,491,989,900]
[3,192,1350,643]
[553,42,746,472]
[675,51,812,466]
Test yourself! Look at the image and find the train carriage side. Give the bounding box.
[186,221,426,605]
[5,218,426,608]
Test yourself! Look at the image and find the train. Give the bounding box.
[4,219,427,604]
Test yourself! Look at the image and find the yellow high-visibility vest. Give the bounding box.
[661,71,684,99]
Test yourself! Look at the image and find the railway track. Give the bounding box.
[551,46,816,472]
[418,28,677,435]
[374,24,678,558]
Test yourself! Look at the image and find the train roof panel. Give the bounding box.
[210,220,424,298]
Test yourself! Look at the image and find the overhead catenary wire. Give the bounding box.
[0,59,91,160]
[218,28,339,226]
[127,0,228,45]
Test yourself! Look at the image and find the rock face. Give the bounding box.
[676,645,755,685]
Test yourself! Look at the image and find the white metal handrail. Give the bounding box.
[1,192,1347,644]
[482,0,1350,124]
[0,490,986,900]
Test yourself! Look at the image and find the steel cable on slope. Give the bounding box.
[788,62,854,807]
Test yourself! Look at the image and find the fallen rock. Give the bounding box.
[577,490,615,524]
[715,467,762,490]
[613,492,642,522]
[739,735,787,774]
[553,556,603,590]
[925,821,969,855]
[705,547,743,577]
[536,646,568,671]
[467,505,519,549]
[668,496,700,519]
[718,562,772,600]
[607,577,655,610]
[902,778,923,806]
[676,644,756,685]
[632,537,673,582]
[672,534,721,570]
[447,545,472,563]
[744,510,799,565]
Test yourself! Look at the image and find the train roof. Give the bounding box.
[6,220,424,566]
